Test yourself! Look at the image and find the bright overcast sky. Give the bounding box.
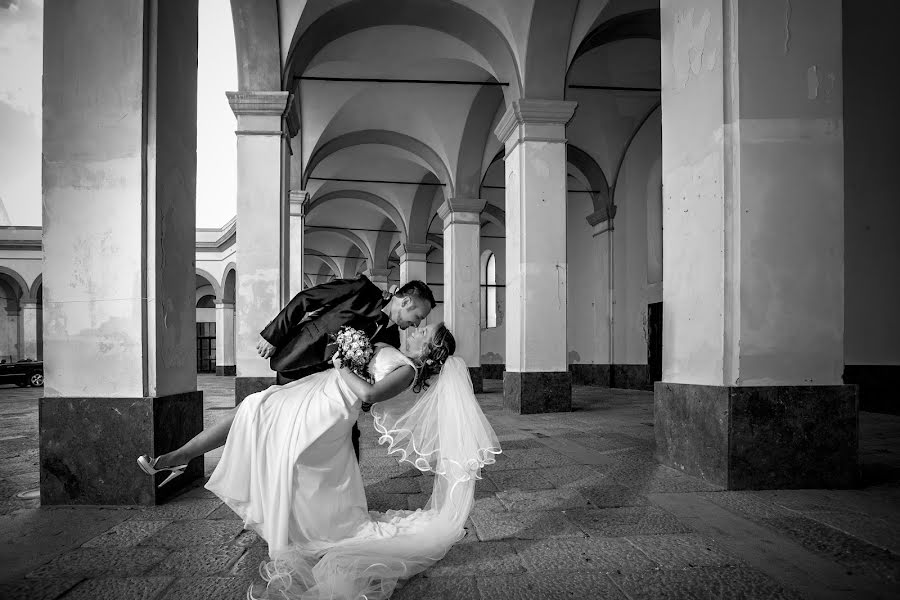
[0,0,237,228]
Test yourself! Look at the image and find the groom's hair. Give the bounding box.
[396,280,436,309]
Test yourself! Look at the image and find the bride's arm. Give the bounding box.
[334,360,415,405]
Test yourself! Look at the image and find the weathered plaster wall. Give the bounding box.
[843,0,900,366]
[567,190,605,365]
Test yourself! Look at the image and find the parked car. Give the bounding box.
[0,359,44,387]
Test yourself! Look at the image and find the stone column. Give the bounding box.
[397,243,430,353]
[365,268,391,291]
[494,100,577,412]
[289,190,308,299]
[40,0,202,504]
[228,91,291,403]
[20,301,39,361]
[655,0,856,489]
[215,302,236,376]
[438,200,485,393]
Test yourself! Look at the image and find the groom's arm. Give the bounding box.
[259,278,366,348]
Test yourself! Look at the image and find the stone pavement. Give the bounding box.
[1,376,898,599]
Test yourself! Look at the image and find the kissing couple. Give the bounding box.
[138,275,501,599]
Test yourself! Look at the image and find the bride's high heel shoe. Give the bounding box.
[136,455,188,488]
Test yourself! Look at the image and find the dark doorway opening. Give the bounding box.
[648,302,662,383]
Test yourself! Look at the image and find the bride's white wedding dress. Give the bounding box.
[206,344,500,600]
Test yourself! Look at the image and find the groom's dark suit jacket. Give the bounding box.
[260,275,400,380]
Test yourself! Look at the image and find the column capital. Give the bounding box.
[366,268,392,280]
[494,99,578,145]
[20,300,40,309]
[226,91,291,116]
[397,243,430,263]
[438,198,486,225]
[586,205,617,227]
[289,190,309,217]
[215,302,235,310]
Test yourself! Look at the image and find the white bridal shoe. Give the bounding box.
[136,455,188,488]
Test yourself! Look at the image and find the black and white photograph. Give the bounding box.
[0,0,898,598]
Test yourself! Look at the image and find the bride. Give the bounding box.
[145,322,500,599]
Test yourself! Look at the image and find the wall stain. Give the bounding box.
[807,65,819,100]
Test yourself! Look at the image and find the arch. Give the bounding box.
[481,203,505,230]
[196,294,216,309]
[456,85,505,197]
[611,102,661,202]
[28,274,42,303]
[522,0,581,98]
[303,273,314,290]
[305,248,344,279]
[308,189,408,242]
[305,227,375,267]
[408,173,444,245]
[480,249,498,328]
[0,266,28,302]
[195,268,222,301]
[426,233,444,252]
[304,130,455,197]
[373,218,400,271]
[230,0,281,91]
[567,144,612,213]
[284,0,522,100]
[569,7,661,71]
[222,262,237,304]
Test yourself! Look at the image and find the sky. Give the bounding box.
[0,0,237,228]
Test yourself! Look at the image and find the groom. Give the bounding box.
[256,275,436,460]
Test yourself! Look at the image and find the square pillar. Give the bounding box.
[397,243,430,354]
[215,302,236,376]
[40,0,202,504]
[228,91,291,403]
[438,200,485,393]
[494,100,577,413]
[20,301,40,361]
[289,190,308,298]
[656,0,857,489]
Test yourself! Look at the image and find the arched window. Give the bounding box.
[481,251,498,329]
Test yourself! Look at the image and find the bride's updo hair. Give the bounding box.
[412,322,456,393]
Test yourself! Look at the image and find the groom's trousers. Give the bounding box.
[276,366,362,462]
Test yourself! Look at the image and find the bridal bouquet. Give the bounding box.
[332,326,375,382]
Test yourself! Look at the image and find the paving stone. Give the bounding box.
[487,469,555,491]
[471,493,505,516]
[696,491,794,520]
[392,575,478,600]
[803,510,900,555]
[233,528,264,547]
[127,499,222,521]
[611,566,804,600]
[512,537,657,574]
[206,503,242,520]
[364,490,410,513]
[407,493,430,510]
[495,488,591,512]
[60,576,173,600]
[427,540,526,577]
[565,506,693,537]
[578,483,649,508]
[470,507,585,541]
[540,464,607,488]
[159,576,255,600]
[152,545,246,576]
[365,476,423,494]
[0,577,82,600]
[81,520,172,548]
[491,448,577,471]
[495,438,545,450]
[176,483,219,499]
[140,519,245,547]
[477,571,627,599]
[625,534,744,568]
[26,547,170,578]
[230,545,271,577]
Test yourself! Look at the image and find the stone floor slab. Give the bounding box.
[59,576,173,600]
[206,504,242,520]
[229,545,270,578]
[151,545,246,576]
[487,468,555,491]
[625,534,745,569]
[611,566,804,600]
[140,519,244,548]
[477,571,627,600]
[0,577,82,600]
[577,483,650,508]
[126,499,222,521]
[427,540,526,577]
[392,575,479,600]
[81,520,172,548]
[565,505,693,537]
[25,547,170,579]
[511,537,657,574]
[495,488,591,512]
[159,576,255,600]
[470,508,585,541]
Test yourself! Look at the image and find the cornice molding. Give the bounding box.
[289,190,310,217]
[494,99,578,144]
[437,198,487,221]
[226,91,291,117]
[397,243,430,262]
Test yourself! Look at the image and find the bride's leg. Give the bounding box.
[154,407,238,468]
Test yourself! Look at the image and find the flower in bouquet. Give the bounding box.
[333,326,374,382]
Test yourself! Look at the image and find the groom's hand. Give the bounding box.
[256,336,276,359]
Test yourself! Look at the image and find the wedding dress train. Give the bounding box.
[205,345,500,599]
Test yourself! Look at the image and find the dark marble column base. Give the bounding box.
[40,391,204,505]
[611,364,652,391]
[504,371,572,414]
[235,376,276,405]
[843,364,899,414]
[468,366,483,393]
[654,382,859,490]
[215,365,236,376]
[481,364,505,379]
[569,364,611,386]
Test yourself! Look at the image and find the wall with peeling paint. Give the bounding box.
[843,0,900,366]
[567,190,606,365]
